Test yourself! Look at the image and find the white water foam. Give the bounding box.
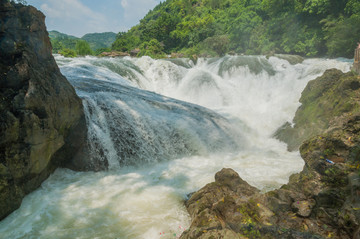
[0,55,352,239]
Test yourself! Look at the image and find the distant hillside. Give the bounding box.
[48,30,80,54]
[111,0,360,58]
[81,32,117,51]
[48,31,116,56]
[48,30,78,40]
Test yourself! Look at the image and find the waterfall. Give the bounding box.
[0,55,352,239]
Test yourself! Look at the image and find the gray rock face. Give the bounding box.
[0,1,87,220]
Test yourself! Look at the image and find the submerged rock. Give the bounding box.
[181,70,360,239]
[0,1,87,220]
[274,54,304,65]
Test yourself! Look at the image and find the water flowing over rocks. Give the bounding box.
[0,1,86,220]
[181,70,360,239]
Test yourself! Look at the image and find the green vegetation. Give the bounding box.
[49,31,82,56]
[138,39,166,58]
[112,0,360,58]
[75,40,93,56]
[94,47,112,56]
[59,48,77,58]
[48,31,116,57]
[81,32,117,51]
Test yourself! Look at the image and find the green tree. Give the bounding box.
[202,35,230,56]
[110,0,359,58]
[138,39,166,58]
[112,32,140,52]
[51,39,63,54]
[75,40,93,56]
[322,14,360,58]
[59,48,77,58]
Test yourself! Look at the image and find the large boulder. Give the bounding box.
[0,1,87,220]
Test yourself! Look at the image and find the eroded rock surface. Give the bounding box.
[0,1,87,220]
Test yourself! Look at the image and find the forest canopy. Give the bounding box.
[112,0,360,58]
[49,31,116,57]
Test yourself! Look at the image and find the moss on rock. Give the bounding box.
[275,69,360,151]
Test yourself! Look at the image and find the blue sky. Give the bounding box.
[27,0,163,37]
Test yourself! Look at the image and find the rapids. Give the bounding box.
[0,55,352,239]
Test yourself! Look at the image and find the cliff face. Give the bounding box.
[180,70,360,239]
[0,1,87,220]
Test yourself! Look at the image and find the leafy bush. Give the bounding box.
[94,47,111,56]
[112,32,140,52]
[75,40,93,56]
[59,48,77,58]
[202,35,230,56]
[138,39,166,58]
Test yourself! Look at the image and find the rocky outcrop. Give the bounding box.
[181,70,360,239]
[353,47,360,75]
[274,54,304,65]
[99,51,130,57]
[266,53,304,65]
[0,1,87,220]
[275,69,360,151]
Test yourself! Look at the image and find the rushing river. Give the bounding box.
[0,55,352,239]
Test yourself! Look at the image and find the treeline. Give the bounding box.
[112,0,360,58]
[49,31,116,57]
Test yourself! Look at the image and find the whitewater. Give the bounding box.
[0,55,352,239]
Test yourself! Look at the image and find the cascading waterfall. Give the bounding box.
[65,66,244,169]
[0,55,352,239]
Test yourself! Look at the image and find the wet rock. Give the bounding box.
[170,52,185,58]
[354,227,360,239]
[275,69,360,151]
[130,48,140,57]
[0,1,87,220]
[292,200,316,217]
[99,51,130,57]
[274,54,304,65]
[214,168,259,196]
[181,69,360,239]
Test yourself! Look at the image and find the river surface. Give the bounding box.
[0,55,352,239]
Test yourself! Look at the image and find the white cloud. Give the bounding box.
[27,0,163,36]
[40,0,108,36]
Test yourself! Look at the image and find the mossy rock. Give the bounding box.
[275,69,360,151]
